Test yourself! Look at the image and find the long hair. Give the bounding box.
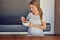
[29,0,43,25]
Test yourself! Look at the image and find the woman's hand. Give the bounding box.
[28,22,34,27]
[21,16,27,23]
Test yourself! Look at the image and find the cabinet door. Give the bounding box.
[55,0,60,34]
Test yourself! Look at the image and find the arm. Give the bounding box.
[29,20,46,30]
[33,20,46,30]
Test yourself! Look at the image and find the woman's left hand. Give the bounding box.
[28,22,34,27]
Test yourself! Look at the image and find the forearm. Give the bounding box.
[33,24,44,30]
[28,20,46,30]
[34,21,46,29]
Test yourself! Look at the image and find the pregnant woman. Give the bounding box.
[21,0,46,36]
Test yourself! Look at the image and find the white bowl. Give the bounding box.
[22,21,30,26]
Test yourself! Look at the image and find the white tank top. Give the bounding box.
[27,12,46,36]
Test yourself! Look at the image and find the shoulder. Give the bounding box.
[27,12,33,19]
[28,12,33,15]
[29,12,32,14]
[40,8,42,10]
[40,8,43,12]
[40,8,42,9]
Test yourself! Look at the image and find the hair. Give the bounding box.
[29,0,43,25]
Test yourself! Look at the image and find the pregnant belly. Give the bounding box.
[28,27,44,36]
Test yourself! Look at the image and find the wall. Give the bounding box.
[40,0,54,34]
[0,0,31,25]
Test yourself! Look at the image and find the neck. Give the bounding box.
[34,11,39,16]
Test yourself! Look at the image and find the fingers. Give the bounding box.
[21,16,25,20]
[21,16,26,23]
[28,22,33,27]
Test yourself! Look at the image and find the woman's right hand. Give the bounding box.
[21,16,27,23]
